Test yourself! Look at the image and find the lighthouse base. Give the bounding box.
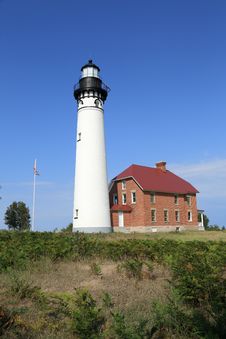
[73,226,112,234]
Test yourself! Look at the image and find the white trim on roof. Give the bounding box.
[109,175,198,195]
[110,176,144,191]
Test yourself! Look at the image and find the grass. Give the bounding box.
[0,258,169,338]
[93,230,226,242]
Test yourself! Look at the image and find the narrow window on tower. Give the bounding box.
[131,191,136,204]
[77,132,81,142]
[74,209,79,219]
[122,180,126,190]
[122,193,127,205]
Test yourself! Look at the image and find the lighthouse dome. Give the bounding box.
[81,59,100,78]
[74,60,110,102]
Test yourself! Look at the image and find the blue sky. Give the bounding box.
[0,0,226,230]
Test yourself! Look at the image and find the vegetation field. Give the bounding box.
[0,230,225,338]
[92,230,226,242]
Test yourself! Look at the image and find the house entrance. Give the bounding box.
[118,211,124,227]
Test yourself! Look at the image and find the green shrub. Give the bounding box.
[7,270,41,300]
[71,289,106,338]
[119,259,143,279]
[0,305,14,336]
[90,262,102,277]
[102,292,114,308]
[151,295,200,338]
[0,305,35,338]
[111,311,152,339]
[169,242,226,338]
[111,312,132,339]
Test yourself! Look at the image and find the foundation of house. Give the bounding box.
[113,225,201,233]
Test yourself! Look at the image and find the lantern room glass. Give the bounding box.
[81,66,99,79]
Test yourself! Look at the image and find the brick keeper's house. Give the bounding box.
[109,162,204,232]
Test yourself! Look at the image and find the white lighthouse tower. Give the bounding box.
[73,60,112,233]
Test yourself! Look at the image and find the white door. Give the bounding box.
[118,211,124,227]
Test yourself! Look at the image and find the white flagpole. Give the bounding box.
[32,159,37,231]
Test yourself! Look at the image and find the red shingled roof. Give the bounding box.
[112,164,199,194]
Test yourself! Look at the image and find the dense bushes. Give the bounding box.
[0,230,225,270]
[0,231,181,271]
[169,242,226,338]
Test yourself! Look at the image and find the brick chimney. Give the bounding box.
[156,161,167,172]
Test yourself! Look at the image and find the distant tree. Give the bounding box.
[206,224,222,231]
[61,223,73,233]
[4,201,31,231]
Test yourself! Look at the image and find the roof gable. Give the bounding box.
[112,164,199,194]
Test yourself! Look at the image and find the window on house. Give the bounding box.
[131,191,136,204]
[151,209,156,222]
[174,195,178,205]
[150,192,155,204]
[164,209,169,223]
[113,194,118,205]
[186,195,191,206]
[77,132,81,142]
[122,180,126,190]
[188,211,192,222]
[122,193,126,205]
[175,210,180,222]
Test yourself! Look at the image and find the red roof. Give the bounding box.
[112,164,199,194]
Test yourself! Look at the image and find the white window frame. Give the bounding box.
[113,194,118,205]
[174,195,178,205]
[131,191,136,204]
[164,209,169,223]
[151,208,156,222]
[188,210,192,222]
[122,180,126,190]
[150,192,155,204]
[186,195,191,206]
[122,193,127,205]
[175,210,180,222]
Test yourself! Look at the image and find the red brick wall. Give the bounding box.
[143,192,198,227]
[110,178,198,228]
[110,178,145,227]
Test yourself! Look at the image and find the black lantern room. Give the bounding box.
[74,60,110,102]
